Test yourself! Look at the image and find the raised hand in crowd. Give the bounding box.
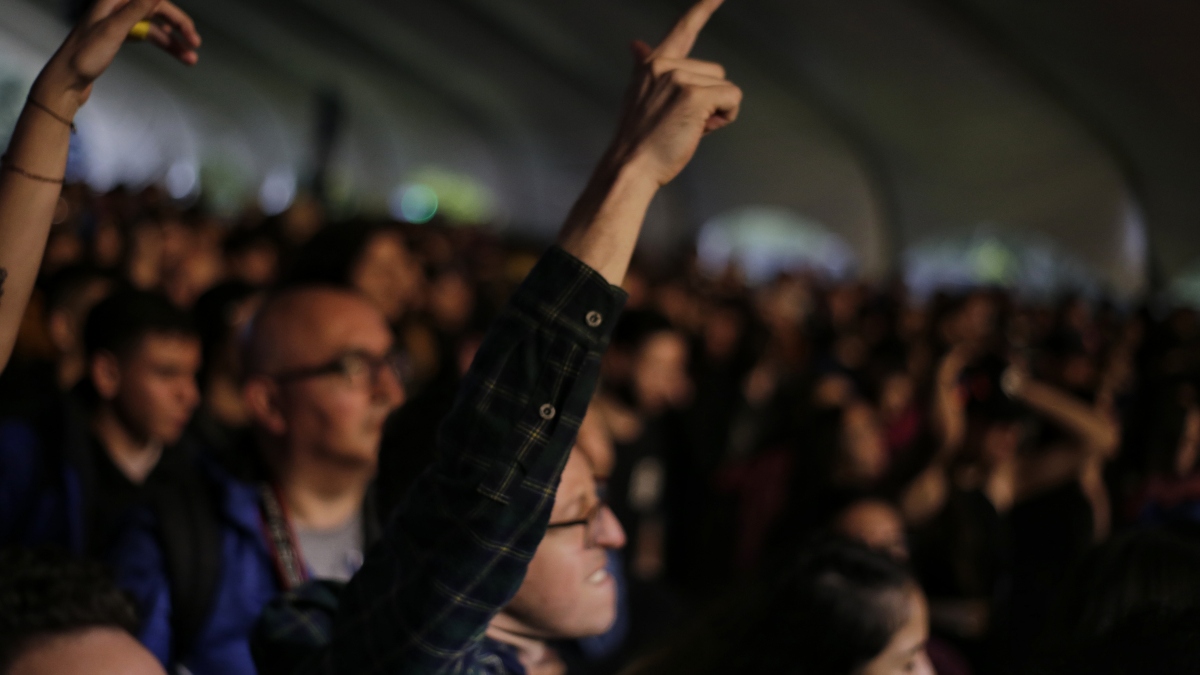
[0,0,199,373]
[558,0,739,285]
[900,345,971,525]
[902,349,1122,528]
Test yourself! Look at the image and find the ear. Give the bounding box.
[243,376,287,436]
[46,311,75,354]
[90,351,122,400]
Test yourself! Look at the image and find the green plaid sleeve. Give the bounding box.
[300,245,627,674]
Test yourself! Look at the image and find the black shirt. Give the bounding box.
[87,436,189,557]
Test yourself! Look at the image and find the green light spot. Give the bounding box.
[393,183,438,223]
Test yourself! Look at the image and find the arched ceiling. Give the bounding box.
[3,0,1199,296]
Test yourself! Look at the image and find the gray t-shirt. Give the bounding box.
[295,511,364,582]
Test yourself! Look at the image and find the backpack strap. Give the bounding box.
[150,462,223,662]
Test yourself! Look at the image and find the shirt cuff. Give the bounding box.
[507,245,628,352]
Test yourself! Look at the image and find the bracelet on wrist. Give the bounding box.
[1,155,66,185]
[26,98,76,133]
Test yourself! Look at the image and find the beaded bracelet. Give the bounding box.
[26,98,76,133]
[0,155,65,185]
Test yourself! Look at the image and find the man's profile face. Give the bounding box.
[504,449,626,639]
[271,292,405,467]
[7,627,165,675]
[109,334,202,445]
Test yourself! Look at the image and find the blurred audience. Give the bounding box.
[6,2,1200,674]
[8,171,1200,673]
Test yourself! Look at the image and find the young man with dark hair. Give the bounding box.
[0,289,202,556]
[0,548,164,675]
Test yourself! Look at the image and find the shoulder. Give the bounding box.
[0,417,59,495]
[0,417,42,459]
[477,637,528,675]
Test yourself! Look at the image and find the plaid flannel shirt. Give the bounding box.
[255,245,626,674]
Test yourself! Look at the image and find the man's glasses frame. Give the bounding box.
[545,499,611,548]
[271,349,410,389]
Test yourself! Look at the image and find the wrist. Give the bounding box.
[569,154,658,226]
[30,65,84,120]
[607,156,661,201]
[591,142,662,191]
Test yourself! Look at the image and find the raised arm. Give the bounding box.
[0,0,198,372]
[1002,366,1122,499]
[1002,367,1119,457]
[557,0,739,284]
[296,2,738,673]
[900,346,969,525]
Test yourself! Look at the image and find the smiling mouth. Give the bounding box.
[587,568,610,585]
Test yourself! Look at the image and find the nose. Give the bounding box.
[594,505,626,550]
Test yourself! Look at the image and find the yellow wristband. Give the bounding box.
[128,20,151,41]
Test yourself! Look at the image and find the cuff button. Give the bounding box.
[539,403,557,420]
[585,311,603,328]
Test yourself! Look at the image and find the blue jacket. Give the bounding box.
[0,400,92,554]
[112,458,281,675]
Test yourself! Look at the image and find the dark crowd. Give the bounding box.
[4,1,1200,675]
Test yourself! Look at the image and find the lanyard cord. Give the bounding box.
[259,483,308,590]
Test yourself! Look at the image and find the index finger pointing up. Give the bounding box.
[654,0,724,60]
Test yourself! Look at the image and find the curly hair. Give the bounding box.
[0,548,140,672]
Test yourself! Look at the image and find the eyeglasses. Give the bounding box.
[272,349,409,390]
[546,499,611,548]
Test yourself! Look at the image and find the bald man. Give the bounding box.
[110,284,405,675]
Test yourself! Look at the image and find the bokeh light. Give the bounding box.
[259,167,297,216]
[391,183,439,224]
[165,161,198,200]
[903,226,1102,301]
[697,206,857,283]
[406,168,495,225]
